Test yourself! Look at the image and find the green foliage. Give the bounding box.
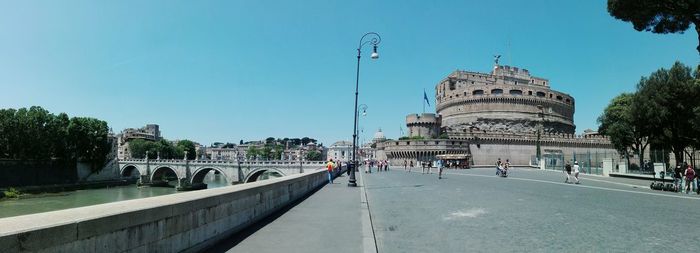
[305,150,323,161]
[0,107,111,170]
[599,62,700,164]
[246,146,260,159]
[438,133,449,139]
[398,136,426,140]
[129,139,197,160]
[607,0,700,54]
[3,187,20,199]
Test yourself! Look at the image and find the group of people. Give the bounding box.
[495,158,510,177]
[364,160,389,173]
[564,161,581,184]
[673,164,697,194]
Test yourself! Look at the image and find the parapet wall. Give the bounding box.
[0,169,328,253]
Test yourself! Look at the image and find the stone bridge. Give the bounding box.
[117,159,326,190]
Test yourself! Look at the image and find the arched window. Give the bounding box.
[491,89,503,95]
[509,89,523,95]
[556,95,563,100]
[536,91,546,97]
[472,90,484,95]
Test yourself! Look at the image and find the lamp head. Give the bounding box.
[370,45,379,60]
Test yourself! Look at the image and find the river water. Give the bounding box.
[0,171,233,218]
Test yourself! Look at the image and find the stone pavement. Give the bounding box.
[363,167,700,252]
[207,171,372,253]
[206,166,700,253]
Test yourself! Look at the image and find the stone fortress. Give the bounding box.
[375,60,618,167]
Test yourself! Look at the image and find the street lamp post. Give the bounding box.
[349,32,381,187]
[357,104,368,160]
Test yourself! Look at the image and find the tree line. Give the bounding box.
[598,62,700,167]
[0,106,111,170]
[128,139,197,160]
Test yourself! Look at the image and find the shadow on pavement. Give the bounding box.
[204,174,344,253]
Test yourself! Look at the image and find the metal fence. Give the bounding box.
[533,151,620,176]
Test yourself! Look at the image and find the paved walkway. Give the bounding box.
[207,171,372,253]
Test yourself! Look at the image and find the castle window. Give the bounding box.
[556,95,563,100]
[565,98,571,103]
[528,91,533,95]
[471,81,474,84]
[491,89,503,95]
[536,92,545,97]
[509,89,523,95]
[449,80,456,90]
[464,92,467,96]
[549,94,553,98]
[473,90,484,95]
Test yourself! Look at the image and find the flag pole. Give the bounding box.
[423,89,426,113]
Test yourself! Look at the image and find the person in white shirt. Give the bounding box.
[573,161,580,184]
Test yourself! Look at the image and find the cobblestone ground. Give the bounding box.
[363,167,700,253]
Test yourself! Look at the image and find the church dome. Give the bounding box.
[373,128,386,142]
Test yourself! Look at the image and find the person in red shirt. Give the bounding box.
[326,159,336,184]
[684,165,696,194]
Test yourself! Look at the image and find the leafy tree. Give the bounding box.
[607,0,700,54]
[222,142,236,148]
[633,62,699,165]
[598,93,650,166]
[177,140,197,160]
[246,146,259,159]
[265,137,275,144]
[67,117,110,171]
[239,139,243,145]
[261,146,272,160]
[305,150,323,161]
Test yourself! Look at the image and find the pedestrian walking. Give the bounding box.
[564,161,572,183]
[422,161,427,174]
[495,158,502,175]
[326,159,335,184]
[685,165,696,194]
[674,165,683,192]
[573,161,580,184]
[404,160,408,171]
[409,160,414,172]
[437,159,444,179]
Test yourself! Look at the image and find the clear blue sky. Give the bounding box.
[0,0,696,146]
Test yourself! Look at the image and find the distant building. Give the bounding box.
[117,124,162,159]
[327,141,353,162]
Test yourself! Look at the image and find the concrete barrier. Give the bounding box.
[0,169,328,253]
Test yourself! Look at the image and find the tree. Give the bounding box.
[305,150,323,161]
[607,0,700,54]
[598,93,650,166]
[246,146,259,159]
[176,140,197,160]
[67,117,110,171]
[634,62,699,165]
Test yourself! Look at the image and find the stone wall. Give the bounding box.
[0,159,77,187]
[0,169,329,253]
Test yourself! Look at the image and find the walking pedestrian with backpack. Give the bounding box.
[573,161,580,184]
[564,161,572,184]
[326,159,335,184]
[685,165,696,194]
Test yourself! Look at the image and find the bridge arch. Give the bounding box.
[150,166,180,185]
[120,164,141,178]
[244,168,285,183]
[190,167,230,185]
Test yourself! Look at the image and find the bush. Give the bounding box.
[3,188,20,199]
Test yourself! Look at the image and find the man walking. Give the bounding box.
[564,161,572,184]
[326,159,335,184]
[685,165,696,194]
[674,165,683,192]
[573,161,580,184]
[437,159,444,179]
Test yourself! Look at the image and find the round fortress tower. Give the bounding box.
[406,113,441,138]
[435,65,575,136]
